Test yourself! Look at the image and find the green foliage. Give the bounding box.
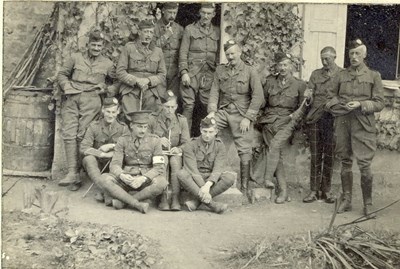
[224,3,304,78]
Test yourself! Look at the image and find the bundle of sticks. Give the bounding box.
[4,4,58,97]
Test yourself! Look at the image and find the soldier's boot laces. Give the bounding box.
[362,174,376,219]
[158,189,170,211]
[337,172,353,214]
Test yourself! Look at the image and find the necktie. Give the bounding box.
[134,138,140,148]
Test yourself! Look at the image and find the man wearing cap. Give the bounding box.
[154,3,184,110]
[302,47,342,204]
[96,110,168,213]
[148,91,190,211]
[117,19,167,117]
[58,28,118,190]
[80,97,129,198]
[258,52,307,204]
[177,117,236,214]
[179,3,220,135]
[326,39,384,217]
[207,39,263,201]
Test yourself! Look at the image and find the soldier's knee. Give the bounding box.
[82,155,97,167]
[152,176,168,192]
[177,169,190,182]
[221,171,236,186]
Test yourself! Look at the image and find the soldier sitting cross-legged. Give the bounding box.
[96,111,168,213]
[177,117,236,214]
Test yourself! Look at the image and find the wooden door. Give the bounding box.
[302,4,347,81]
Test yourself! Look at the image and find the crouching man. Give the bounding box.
[177,117,235,214]
[80,97,130,203]
[97,111,168,213]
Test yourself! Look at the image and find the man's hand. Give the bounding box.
[160,137,171,148]
[346,101,361,110]
[136,78,150,91]
[130,176,148,189]
[304,88,313,99]
[120,173,135,185]
[99,143,116,153]
[181,73,191,87]
[206,112,216,119]
[170,147,182,155]
[239,118,251,134]
[198,181,213,203]
[100,151,114,159]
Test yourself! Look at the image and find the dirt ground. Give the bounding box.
[2,167,400,269]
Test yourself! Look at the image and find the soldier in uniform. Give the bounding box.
[302,47,342,203]
[80,97,129,203]
[117,20,167,117]
[58,28,117,190]
[258,52,307,204]
[326,39,384,217]
[154,2,184,111]
[207,40,264,200]
[148,91,190,211]
[96,111,168,213]
[179,3,220,135]
[177,117,236,214]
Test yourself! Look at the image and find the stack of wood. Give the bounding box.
[3,4,58,97]
[375,81,400,152]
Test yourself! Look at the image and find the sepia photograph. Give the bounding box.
[2,1,400,268]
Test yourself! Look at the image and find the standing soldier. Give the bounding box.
[96,111,168,213]
[302,47,342,203]
[207,40,264,200]
[117,20,167,117]
[177,118,236,214]
[80,97,129,202]
[258,53,307,204]
[326,39,384,217]
[179,3,220,135]
[154,2,184,111]
[57,28,117,190]
[149,91,190,211]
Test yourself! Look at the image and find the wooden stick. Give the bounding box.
[82,159,111,198]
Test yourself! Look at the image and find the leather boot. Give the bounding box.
[185,199,200,212]
[337,171,353,214]
[98,175,148,213]
[59,140,80,186]
[275,162,288,204]
[361,174,376,218]
[240,161,251,202]
[158,189,170,211]
[205,200,228,214]
[170,167,182,211]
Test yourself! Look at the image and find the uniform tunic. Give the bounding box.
[117,41,167,114]
[58,52,115,141]
[208,60,264,158]
[154,20,184,96]
[306,65,342,192]
[80,118,129,178]
[327,64,384,174]
[179,22,220,131]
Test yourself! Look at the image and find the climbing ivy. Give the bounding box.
[224,3,304,79]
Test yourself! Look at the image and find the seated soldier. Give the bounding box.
[80,97,129,204]
[149,91,190,211]
[96,111,168,213]
[177,117,236,214]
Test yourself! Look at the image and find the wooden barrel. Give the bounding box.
[3,89,55,172]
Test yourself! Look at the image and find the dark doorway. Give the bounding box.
[346,5,400,80]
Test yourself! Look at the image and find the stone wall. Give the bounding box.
[3,2,54,87]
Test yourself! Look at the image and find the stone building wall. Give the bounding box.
[3,2,54,87]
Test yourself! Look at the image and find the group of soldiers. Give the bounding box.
[56,3,384,217]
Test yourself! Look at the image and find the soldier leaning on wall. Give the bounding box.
[57,28,118,191]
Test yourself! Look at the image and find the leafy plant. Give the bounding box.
[223,3,304,79]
